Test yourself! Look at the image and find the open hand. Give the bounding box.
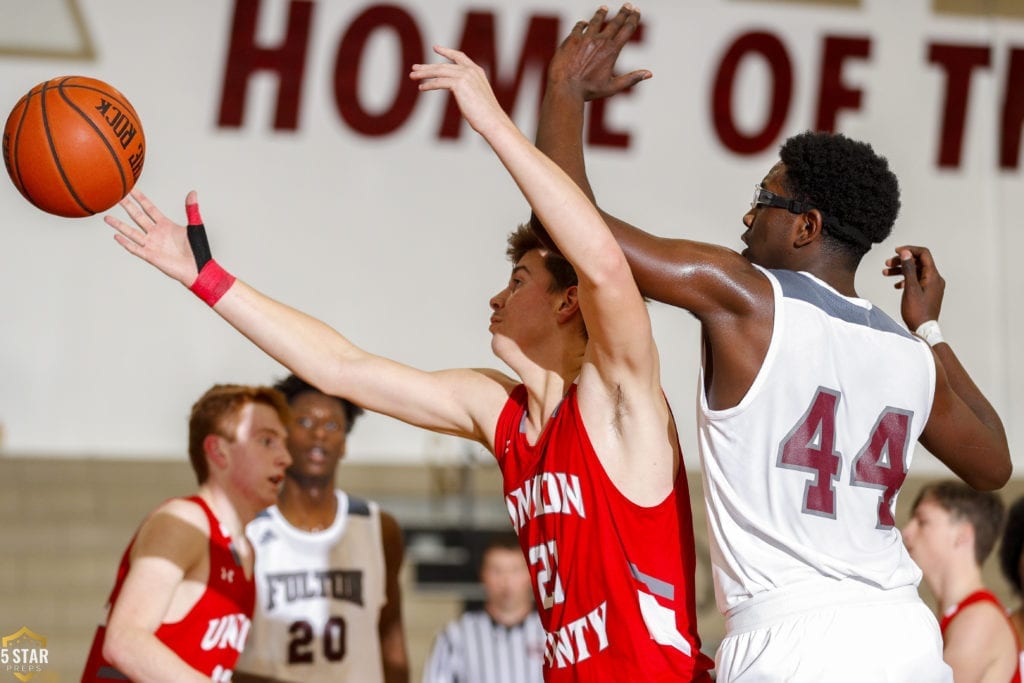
[106,190,201,286]
[410,46,507,136]
[549,4,650,101]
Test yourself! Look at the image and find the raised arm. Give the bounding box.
[106,191,511,449]
[535,5,768,322]
[884,246,1010,489]
[410,45,651,379]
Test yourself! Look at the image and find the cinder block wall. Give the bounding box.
[2,457,1022,681]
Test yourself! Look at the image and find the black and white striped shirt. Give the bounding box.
[422,610,545,683]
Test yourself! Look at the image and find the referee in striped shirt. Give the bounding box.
[422,533,545,683]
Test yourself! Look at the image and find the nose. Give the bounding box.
[279,444,293,468]
[742,210,754,229]
[490,289,505,311]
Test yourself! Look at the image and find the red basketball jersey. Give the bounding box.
[81,496,255,682]
[495,384,713,682]
[940,589,1021,683]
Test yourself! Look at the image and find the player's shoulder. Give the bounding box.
[948,597,1015,642]
[345,494,373,517]
[147,496,211,534]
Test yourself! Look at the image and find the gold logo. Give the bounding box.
[0,627,49,683]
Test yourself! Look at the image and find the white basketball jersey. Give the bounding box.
[698,267,935,613]
[236,491,387,682]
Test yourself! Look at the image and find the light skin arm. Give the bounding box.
[943,602,1018,682]
[379,511,409,683]
[411,45,674,500]
[883,246,1011,490]
[535,5,774,409]
[106,192,513,450]
[102,501,212,683]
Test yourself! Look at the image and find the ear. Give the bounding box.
[555,285,580,323]
[953,521,975,552]
[203,433,229,473]
[793,208,825,248]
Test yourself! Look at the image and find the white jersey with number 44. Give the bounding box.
[698,267,935,613]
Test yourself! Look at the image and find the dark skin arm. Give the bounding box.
[883,246,1010,489]
[379,510,409,683]
[535,4,773,409]
[539,6,1010,489]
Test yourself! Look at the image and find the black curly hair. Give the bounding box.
[272,374,364,435]
[1000,496,1024,596]
[779,131,901,258]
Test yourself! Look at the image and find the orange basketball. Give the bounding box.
[2,76,145,218]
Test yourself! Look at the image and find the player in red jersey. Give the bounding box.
[81,384,291,682]
[903,481,1020,682]
[101,9,713,679]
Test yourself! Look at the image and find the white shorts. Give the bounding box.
[715,581,952,682]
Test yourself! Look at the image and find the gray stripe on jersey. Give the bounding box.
[630,562,675,600]
[348,495,371,516]
[770,268,915,339]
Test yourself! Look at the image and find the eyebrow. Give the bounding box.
[511,264,530,277]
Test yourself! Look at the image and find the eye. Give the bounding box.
[296,416,314,430]
[323,421,341,433]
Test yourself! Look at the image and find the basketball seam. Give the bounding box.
[41,78,94,216]
[57,77,131,206]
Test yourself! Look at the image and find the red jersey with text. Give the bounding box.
[81,496,255,682]
[940,589,1021,683]
[495,384,713,682]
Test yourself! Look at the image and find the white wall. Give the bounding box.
[1,0,1021,471]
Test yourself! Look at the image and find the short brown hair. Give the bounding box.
[506,222,578,293]
[187,384,290,484]
[913,480,1005,566]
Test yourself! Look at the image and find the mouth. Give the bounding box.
[269,473,284,486]
[306,446,326,464]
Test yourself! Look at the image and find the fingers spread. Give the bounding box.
[586,7,608,35]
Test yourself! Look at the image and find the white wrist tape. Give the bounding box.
[914,320,945,347]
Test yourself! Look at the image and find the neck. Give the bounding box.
[485,601,534,627]
[197,484,250,539]
[932,561,987,613]
[278,478,338,532]
[799,257,860,298]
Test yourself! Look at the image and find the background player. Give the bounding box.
[81,384,291,682]
[234,374,408,682]
[422,532,544,683]
[533,5,1010,680]
[103,23,713,680]
[903,480,1019,682]
[1000,496,1024,670]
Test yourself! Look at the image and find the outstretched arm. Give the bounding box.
[411,45,651,378]
[106,191,511,448]
[884,246,1010,489]
[535,5,769,323]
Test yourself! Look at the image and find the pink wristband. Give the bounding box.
[190,260,236,307]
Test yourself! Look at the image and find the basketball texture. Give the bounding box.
[2,76,145,218]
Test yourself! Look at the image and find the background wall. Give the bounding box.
[1,0,1022,469]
